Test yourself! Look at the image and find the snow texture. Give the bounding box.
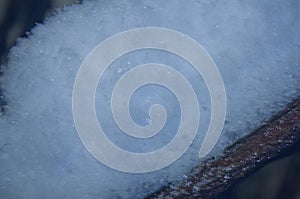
[0,0,299,198]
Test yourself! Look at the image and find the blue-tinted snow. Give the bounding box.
[0,0,299,198]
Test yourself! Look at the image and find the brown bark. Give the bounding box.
[147,98,300,199]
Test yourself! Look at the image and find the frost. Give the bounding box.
[0,0,300,198]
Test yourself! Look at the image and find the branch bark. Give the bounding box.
[147,98,300,199]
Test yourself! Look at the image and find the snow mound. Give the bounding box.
[0,0,299,198]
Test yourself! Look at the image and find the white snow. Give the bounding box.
[0,0,299,198]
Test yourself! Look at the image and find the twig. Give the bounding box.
[147,98,300,199]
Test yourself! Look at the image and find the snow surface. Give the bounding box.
[0,0,299,198]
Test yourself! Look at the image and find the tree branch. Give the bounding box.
[147,98,300,199]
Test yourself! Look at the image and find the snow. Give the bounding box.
[0,0,299,198]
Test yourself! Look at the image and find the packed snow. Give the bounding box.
[0,0,299,198]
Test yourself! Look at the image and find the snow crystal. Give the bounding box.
[0,0,299,198]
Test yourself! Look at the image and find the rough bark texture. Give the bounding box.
[146,98,300,199]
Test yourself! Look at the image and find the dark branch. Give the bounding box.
[147,98,300,199]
